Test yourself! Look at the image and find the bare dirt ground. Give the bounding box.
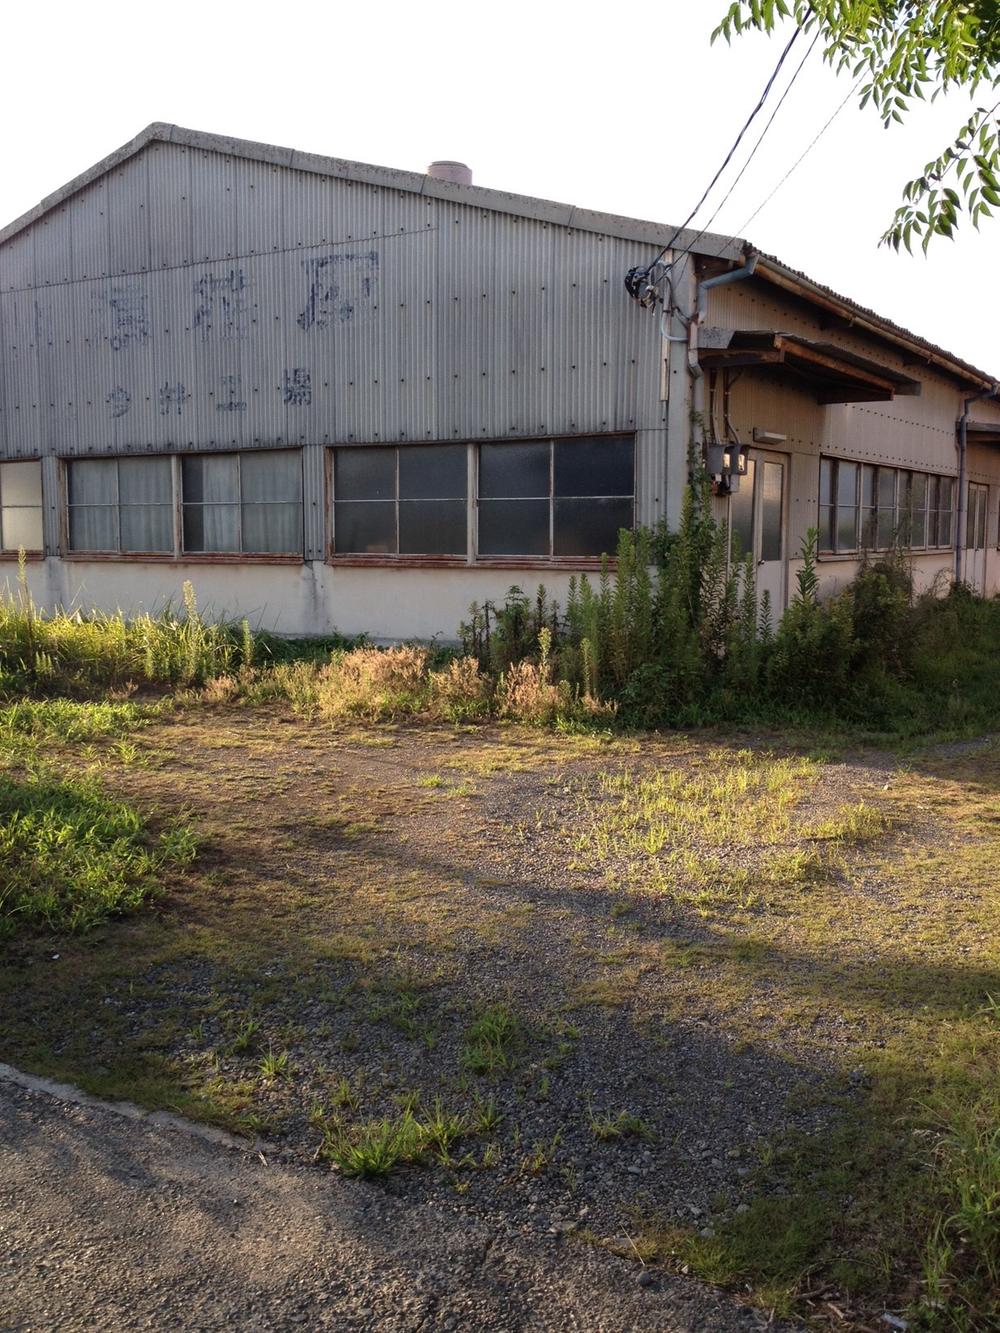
[0,1074,781,1332]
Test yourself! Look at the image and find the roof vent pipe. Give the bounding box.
[427,160,472,186]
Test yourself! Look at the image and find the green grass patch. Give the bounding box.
[0,767,197,937]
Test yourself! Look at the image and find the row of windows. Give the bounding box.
[819,457,955,555]
[67,452,303,555]
[0,437,636,560]
[2,448,989,564]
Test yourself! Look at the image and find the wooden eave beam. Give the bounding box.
[775,336,900,394]
[698,348,786,370]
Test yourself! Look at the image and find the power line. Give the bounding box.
[674,28,822,260]
[640,24,804,273]
[726,77,862,243]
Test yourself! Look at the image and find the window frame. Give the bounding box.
[330,444,469,562]
[0,457,45,558]
[818,455,956,558]
[61,450,305,563]
[327,434,636,568]
[181,450,304,558]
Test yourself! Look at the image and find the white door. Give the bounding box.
[966,483,988,594]
[728,452,788,620]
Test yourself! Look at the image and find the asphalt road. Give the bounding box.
[0,1069,782,1332]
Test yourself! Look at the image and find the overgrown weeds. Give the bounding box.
[1,573,253,695]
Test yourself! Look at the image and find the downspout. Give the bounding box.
[688,253,759,467]
[956,387,999,584]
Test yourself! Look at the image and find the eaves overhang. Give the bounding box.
[699,328,922,404]
[745,250,999,395]
[964,420,1000,446]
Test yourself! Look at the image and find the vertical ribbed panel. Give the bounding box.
[301,442,326,559]
[41,454,61,554]
[0,139,670,533]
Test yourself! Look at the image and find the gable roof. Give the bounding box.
[0,121,746,260]
[1,121,997,394]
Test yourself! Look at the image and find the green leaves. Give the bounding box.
[717,1,1000,246]
[883,102,1000,250]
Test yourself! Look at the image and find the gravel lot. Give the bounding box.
[7,707,988,1327]
[0,1072,788,1332]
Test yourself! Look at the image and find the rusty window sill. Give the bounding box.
[817,547,954,561]
[0,550,44,561]
[326,555,616,571]
[61,552,305,565]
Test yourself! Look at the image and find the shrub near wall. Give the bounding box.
[462,482,1000,736]
[2,484,998,735]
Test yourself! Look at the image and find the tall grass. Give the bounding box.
[0,570,251,694]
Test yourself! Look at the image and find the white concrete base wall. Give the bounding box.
[5,548,985,644]
[7,560,588,642]
[811,552,959,602]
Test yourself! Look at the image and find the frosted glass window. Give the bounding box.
[817,458,833,553]
[0,460,44,552]
[478,499,550,556]
[730,459,755,559]
[119,457,172,553]
[480,443,549,498]
[908,473,928,548]
[334,501,395,553]
[876,468,897,548]
[68,457,171,554]
[335,448,395,501]
[478,435,634,558]
[821,458,961,556]
[239,451,302,554]
[554,497,634,557]
[931,477,954,547]
[860,465,877,548]
[183,450,302,554]
[760,462,784,562]
[554,436,634,497]
[836,461,859,552]
[333,445,466,555]
[399,445,466,500]
[399,500,467,554]
[967,484,988,550]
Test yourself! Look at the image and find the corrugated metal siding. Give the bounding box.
[301,443,326,560]
[0,143,665,468]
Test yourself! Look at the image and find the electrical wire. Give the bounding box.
[642,24,803,273]
[724,76,862,243]
[672,28,822,263]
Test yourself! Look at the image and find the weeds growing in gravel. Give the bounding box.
[258,1048,290,1081]
[461,1004,525,1075]
[320,1104,470,1177]
[589,1110,654,1142]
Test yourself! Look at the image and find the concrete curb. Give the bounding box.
[0,1061,277,1157]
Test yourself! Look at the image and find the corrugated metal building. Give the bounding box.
[2,122,999,637]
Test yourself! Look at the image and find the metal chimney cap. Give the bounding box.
[427,160,473,186]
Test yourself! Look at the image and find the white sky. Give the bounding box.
[3,0,996,373]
